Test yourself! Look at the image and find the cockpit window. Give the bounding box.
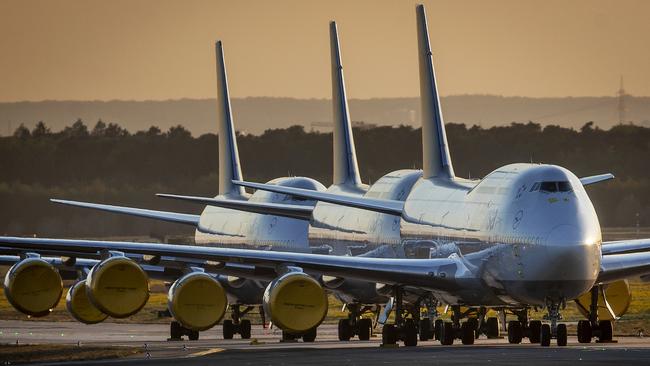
[533,181,572,193]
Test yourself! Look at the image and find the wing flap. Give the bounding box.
[51,199,200,226]
[232,180,404,216]
[156,193,313,220]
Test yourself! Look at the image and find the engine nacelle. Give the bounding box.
[66,279,108,324]
[86,256,149,318]
[168,272,228,331]
[575,280,632,320]
[3,258,63,317]
[263,271,328,333]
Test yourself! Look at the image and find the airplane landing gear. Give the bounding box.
[577,287,614,343]
[169,321,199,341]
[337,303,374,341]
[223,305,253,339]
[380,287,419,347]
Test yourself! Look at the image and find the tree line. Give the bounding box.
[2,119,649,237]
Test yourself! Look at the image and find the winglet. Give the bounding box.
[329,21,362,187]
[416,4,454,179]
[215,41,245,197]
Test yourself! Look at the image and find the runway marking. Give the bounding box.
[188,347,225,357]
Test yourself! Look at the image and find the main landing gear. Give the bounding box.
[381,287,419,347]
[337,303,374,341]
[222,305,255,339]
[434,306,499,345]
[169,320,199,341]
[577,287,614,344]
[281,327,318,343]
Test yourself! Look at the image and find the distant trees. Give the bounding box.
[1,120,649,237]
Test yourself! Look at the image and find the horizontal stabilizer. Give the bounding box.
[156,193,313,220]
[51,199,200,226]
[232,180,404,216]
[580,173,615,186]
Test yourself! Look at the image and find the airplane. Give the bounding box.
[2,3,650,349]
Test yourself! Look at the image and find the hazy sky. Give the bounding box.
[1,0,649,102]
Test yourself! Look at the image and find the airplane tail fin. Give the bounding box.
[329,21,362,187]
[416,4,455,179]
[215,41,245,197]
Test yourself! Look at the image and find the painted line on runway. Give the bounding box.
[188,348,225,357]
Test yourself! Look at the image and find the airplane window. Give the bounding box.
[558,181,573,192]
[540,182,558,192]
[529,182,540,192]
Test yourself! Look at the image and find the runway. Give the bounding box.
[2,320,650,365]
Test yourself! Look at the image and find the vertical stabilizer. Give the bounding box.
[215,41,245,196]
[416,4,455,179]
[330,21,362,187]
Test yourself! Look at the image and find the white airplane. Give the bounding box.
[1,4,648,349]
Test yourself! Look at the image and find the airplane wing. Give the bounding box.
[51,199,200,226]
[0,236,463,291]
[599,251,650,283]
[601,239,650,255]
[156,193,313,220]
[579,173,615,186]
[233,180,404,216]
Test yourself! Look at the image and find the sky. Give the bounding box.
[1,0,649,102]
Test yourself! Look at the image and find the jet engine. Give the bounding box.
[167,272,228,331]
[263,271,328,333]
[66,279,108,324]
[3,258,63,317]
[86,256,149,318]
[575,280,632,320]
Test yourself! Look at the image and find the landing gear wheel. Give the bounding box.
[577,320,592,343]
[507,321,523,344]
[419,319,432,341]
[440,321,454,345]
[486,317,499,339]
[358,318,372,341]
[302,327,317,342]
[240,319,251,339]
[382,324,397,345]
[461,322,475,345]
[403,319,418,347]
[466,318,479,339]
[222,320,234,339]
[434,319,444,340]
[540,324,551,347]
[556,324,567,346]
[338,319,352,341]
[282,331,297,341]
[188,330,199,341]
[170,321,182,340]
[599,320,613,342]
[528,320,542,343]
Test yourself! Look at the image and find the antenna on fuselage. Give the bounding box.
[215,41,245,197]
[329,21,363,188]
[416,4,455,180]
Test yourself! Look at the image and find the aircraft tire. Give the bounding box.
[419,319,432,341]
[577,320,592,343]
[486,317,499,338]
[338,319,352,341]
[507,321,523,344]
[303,327,317,342]
[528,320,542,343]
[599,320,613,342]
[540,324,551,347]
[223,320,234,339]
[170,321,182,340]
[240,319,252,339]
[556,324,567,346]
[440,321,454,345]
[461,322,475,345]
[466,317,479,339]
[188,330,199,341]
[382,324,397,345]
[403,319,418,347]
[358,318,372,341]
[434,319,444,340]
